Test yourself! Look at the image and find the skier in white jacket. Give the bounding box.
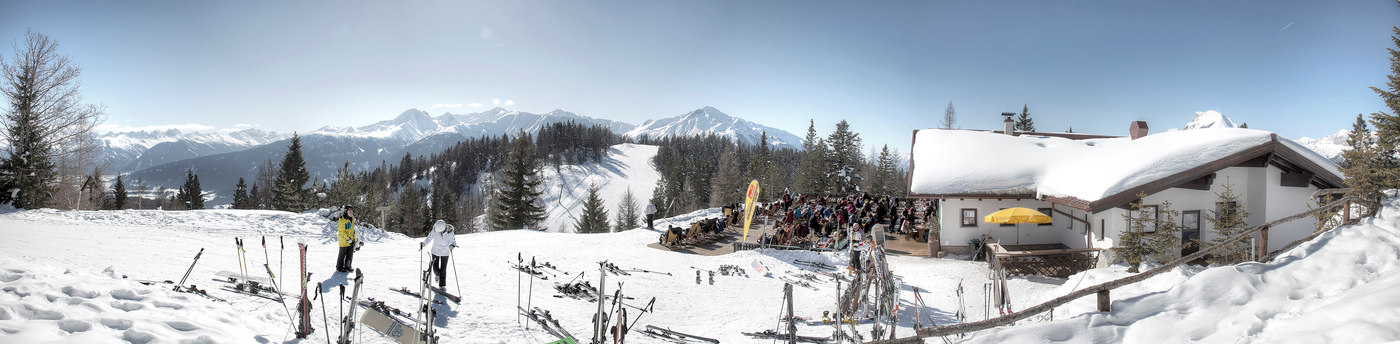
[420,220,457,289]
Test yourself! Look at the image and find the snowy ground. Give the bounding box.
[4,199,1400,343]
[0,203,1069,344]
[963,197,1400,344]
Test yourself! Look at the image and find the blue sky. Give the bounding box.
[2,0,1397,154]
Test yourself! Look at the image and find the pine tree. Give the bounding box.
[796,119,828,194]
[392,186,426,236]
[870,145,899,196]
[1014,103,1036,132]
[1368,25,1400,201]
[113,175,127,210]
[0,30,105,209]
[175,169,203,210]
[272,133,311,212]
[232,178,250,209]
[326,161,365,210]
[942,102,957,129]
[825,120,864,195]
[614,187,640,231]
[430,178,459,229]
[1112,194,1181,272]
[1206,180,1251,265]
[1341,114,1384,210]
[648,179,670,219]
[748,132,775,201]
[488,131,547,231]
[709,146,743,207]
[248,183,261,209]
[573,184,611,233]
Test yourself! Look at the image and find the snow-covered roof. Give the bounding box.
[909,128,1344,210]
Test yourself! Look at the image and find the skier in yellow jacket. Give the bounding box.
[335,205,359,272]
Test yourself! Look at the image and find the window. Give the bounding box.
[1182,210,1200,231]
[999,208,1014,227]
[961,209,977,227]
[1127,205,1160,233]
[1216,201,1238,221]
[1141,205,1159,233]
[1038,208,1053,226]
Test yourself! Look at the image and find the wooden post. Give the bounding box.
[1343,201,1351,222]
[1097,290,1111,312]
[1258,226,1269,262]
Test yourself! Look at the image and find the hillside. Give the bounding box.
[533,143,661,233]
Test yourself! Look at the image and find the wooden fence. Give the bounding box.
[867,194,1360,344]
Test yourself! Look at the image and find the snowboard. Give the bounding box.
[360,305,429,344]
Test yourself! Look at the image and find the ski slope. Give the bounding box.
[535,143,660,233]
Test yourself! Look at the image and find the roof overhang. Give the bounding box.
[1082,134,1345,213]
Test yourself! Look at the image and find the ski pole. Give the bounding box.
[450,249,462,298]
[338,284,345,335]
[315,282,330,344]
[265,264,296,335]
[262,237,273,279]
[279,236,284,290]
[235,238,245,276]
[176,248,204,288]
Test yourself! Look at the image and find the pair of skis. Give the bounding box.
[639,326,718,344]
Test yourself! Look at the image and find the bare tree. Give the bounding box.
[0,29,105,209]
[941,101,957,129]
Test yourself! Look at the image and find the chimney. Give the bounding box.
[1130,121,1149,139]
[1002,112,1016,136]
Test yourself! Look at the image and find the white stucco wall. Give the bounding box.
[1265,165,1323,250]
[936,198,1088,252]
[1088,165,1322,265]
[929,164,1326,261]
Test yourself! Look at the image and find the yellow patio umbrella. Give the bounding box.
[983,207,1052,245]
[983,207,1053,224]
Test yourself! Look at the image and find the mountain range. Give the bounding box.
[109,106,803,204]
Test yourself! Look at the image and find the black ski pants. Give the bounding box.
[336,245,355,272]
[429,255,449,288]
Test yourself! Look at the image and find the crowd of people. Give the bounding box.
[755,191,937,250]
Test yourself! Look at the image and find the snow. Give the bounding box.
[0,201,1068,343]
[1294,129,1350,163]
[966,196,1400,343]
[908,128,1317,202]
[5,192,1400,342]
[624,106,804,150]
[535,144,661,233]
[1182,110,1238,130]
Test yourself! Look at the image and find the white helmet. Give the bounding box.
[433,220,448,233]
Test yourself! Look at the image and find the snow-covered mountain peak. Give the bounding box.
[1294,129,1350,163]
[683,106,730,120]
[625,106,803,149]
[1183,110,1238,130]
